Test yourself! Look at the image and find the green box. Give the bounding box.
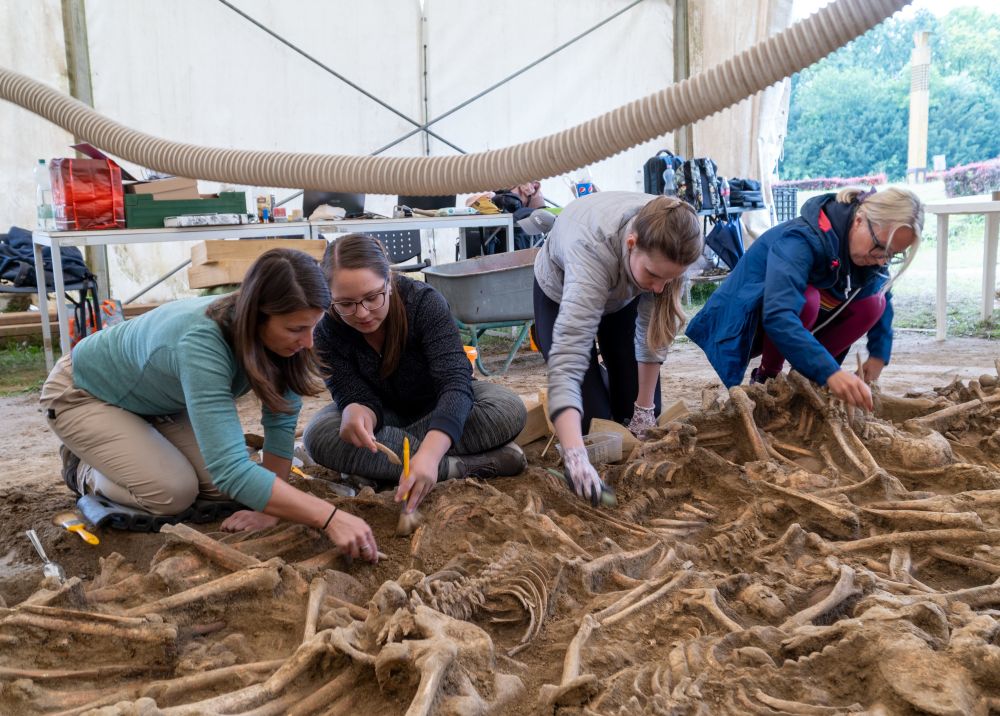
[124,192,247,228]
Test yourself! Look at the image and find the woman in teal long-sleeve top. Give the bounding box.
[40,248,379,562]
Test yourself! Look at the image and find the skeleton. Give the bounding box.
[5,373,1000,714]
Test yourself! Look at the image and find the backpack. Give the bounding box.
[676,158,722,213]
[728,178,764,208]
[643,150,684,196]
[0,226,92,289]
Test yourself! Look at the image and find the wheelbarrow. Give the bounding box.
[423,248,539,376]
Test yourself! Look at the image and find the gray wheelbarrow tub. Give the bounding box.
[423,247,539,325]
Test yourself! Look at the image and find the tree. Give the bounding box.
[780,7,1000,181]
[782,66,907,180]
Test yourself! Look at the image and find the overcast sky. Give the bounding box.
[793,0,999,20]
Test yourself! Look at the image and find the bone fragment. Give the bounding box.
[286,667,356,716]
[928,547,1000,576]
[160,523,261,571]
[163,633,332,715]
[780,564,858,629]
[831,529,1000,554]
[1,610,176,643]
[684,588,744,633]
[754,689,860,715]
[602,569,694,627]
[125,560,282,617]
[729,387,769,460]
[860,506,983,530]
[303,577,328,642]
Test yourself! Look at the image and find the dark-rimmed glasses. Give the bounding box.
[866,217,905,265]
[331,281,389,316]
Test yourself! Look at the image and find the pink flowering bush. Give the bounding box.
[939,158,1000,198]
[773,174,887,190]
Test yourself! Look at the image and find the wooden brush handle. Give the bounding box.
[375,442,401,465]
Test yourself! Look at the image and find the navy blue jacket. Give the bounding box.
[686,193,893,387]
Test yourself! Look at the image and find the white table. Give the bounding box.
[924,196,1000,340]
[32,222,312,369]
[311,213,515,259]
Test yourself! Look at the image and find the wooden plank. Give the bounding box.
[190,239,327,265]
[0,303,158,328]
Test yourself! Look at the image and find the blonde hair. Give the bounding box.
[835,186,924,292]
[631,196,703,350]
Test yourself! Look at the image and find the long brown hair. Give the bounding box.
[631,196,703,350]
[321,233,407,378]
[206,248,330,413]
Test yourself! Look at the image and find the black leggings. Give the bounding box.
[533,279,662,434]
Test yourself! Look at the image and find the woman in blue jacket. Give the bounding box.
[687,186,923,410]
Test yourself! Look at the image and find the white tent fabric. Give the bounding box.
[3,0,793,302]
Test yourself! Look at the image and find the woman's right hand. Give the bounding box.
[324,509,379,563]
[563,446,604,506]
[826,369,873,411]
[339,403,378,452]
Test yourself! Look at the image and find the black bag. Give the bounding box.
[0,226,92,289]
[728,178,764,208]
[704,216,744,270]
[643,150,684,196]
[677,158,722,212]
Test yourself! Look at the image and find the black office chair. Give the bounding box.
[369,195,456,272]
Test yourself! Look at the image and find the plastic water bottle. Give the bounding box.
[719,177,731,208]
[34,159,56,230]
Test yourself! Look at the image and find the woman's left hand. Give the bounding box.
[861,357,886,383]
[395,451,439,513]
[220,510,280,532]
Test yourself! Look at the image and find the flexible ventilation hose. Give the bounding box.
[1,0,907,195]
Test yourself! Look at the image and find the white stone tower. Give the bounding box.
[906,31,931,183]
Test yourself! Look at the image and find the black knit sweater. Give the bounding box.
[313,275,474,444]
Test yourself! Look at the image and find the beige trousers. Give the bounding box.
[40,354,225,515]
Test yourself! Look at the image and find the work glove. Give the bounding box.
[627,403,657,437]
[563,446,604,506]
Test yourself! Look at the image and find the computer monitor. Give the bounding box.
[397,195,455,211]
[302,191,366,219]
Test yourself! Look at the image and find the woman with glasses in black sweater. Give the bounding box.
[303,234,528,517]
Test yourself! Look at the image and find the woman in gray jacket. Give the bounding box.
[533,192,702,504]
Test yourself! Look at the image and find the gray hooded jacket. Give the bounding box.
[533,191,667,419]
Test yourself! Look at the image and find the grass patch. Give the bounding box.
[0,339,53,395]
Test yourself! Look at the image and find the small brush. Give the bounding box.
[545,468,618,507]
[52,512,100,545]
[396,437,422,536]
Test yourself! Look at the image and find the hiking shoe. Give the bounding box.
[458,442,527,479]
[749,367,776,385]
[59,444,82,497]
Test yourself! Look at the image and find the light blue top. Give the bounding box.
[71,295,299,510]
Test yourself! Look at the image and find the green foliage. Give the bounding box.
[782,8,1000,181]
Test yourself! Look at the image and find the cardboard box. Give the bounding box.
[188,239,328,289]
[515,391,550,447]
[127,177,200,200]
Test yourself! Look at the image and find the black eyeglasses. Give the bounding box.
[331,281,389,316]
[866,217,905,265]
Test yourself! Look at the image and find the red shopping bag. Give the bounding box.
[50,158,126,231]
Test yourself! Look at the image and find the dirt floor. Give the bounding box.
[0,332,998,715]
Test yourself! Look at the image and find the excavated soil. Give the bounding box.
[0,334,998,715]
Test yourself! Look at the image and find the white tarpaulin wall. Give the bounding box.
[2,0,793,302]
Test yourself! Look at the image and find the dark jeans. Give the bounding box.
[303,381,526,483]
[533,279,662,434]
